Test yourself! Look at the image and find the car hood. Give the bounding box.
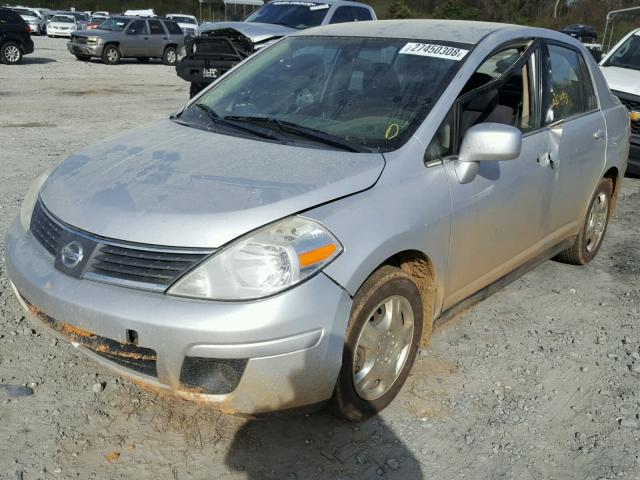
[600,66,640,96]
[40,120,385,248]
[198,21,294,43]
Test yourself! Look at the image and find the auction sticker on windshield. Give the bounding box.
[399,43,469,61]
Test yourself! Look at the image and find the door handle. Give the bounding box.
[593,129,605,140]
[144,36,149,40]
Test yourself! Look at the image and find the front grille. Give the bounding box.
[30,199,63,256]
[23,296,158,377]
[613,90,640,137]
[30,199,211,292]
[89,244,206,288]
[72,35,87,44]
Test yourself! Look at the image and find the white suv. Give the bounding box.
[600,28,640,174]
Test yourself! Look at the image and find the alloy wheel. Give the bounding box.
[352,295,414,401]
[585,192,608,253]
[4,45,20,63]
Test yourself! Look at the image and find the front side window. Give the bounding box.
[95,17,127,31]
[245,2,330,29]
[178,36,468,152]
[544,44,596,124]
[148,19,165,35]
[426,44,538,162]
[603,31,640,72]
[127,19,148,35]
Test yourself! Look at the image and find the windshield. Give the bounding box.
[170,15,196,24]
[245,2,329,29]
[97,17,128,31]
[51,15,74,23]
[13,8,34,16]
[605,32,640,71]
[179,36,468,152]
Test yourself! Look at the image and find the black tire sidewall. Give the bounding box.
[333,267,423,421]
[2,42,22,64]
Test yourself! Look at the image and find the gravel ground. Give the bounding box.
[1,37,640,480]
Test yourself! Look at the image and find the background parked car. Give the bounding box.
[65,11,89,30]
[166,13,197,36]
[47,14,77,38]
[86,15,108,30]
[9,6,45,35]
[600,28,640,174]
[559,23,602,61]
[0,6,33,63]
[67,16,184,65]
[178,0,376,97]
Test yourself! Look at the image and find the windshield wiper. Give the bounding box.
[194,105,281,141]
[223,115,362,152]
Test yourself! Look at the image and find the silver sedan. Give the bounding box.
[6,20,630,420]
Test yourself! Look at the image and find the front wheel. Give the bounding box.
[1,42,22,64]
[331,266,423,421]
[101,44,120,65]
[163,46,177,65]
[555,177,613,265]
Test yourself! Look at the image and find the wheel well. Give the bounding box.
[103,41,119,51]
[604,166,620,211]
[381,250,436,347]
[165,43,178,51]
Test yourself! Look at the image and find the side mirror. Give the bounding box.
[454,123,522,184]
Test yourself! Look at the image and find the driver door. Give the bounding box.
[437,43,559,310]
[121,19,148,57]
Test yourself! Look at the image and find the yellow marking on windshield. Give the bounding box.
[385,123,400,140]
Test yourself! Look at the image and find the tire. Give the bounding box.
[75,55,91,62]
[555,177,613,265]
[1,42,23,65]
[101,44,120,65]
[189,82,205,98]
[331,265,424,421]
[137,57,150,63]
[163,46,177,66]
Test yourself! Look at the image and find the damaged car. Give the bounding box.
[176,0,376,97]
[6,20,629,420]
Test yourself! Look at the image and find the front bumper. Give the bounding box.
[67,42,103,57]
[48,29,73,37]
[5,219,351,414]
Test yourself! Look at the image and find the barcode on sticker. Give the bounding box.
[399,43,469,61]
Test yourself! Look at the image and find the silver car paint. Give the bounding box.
[39,120,385,248]
[5,20,629,413]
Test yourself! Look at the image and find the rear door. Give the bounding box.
[147,19,167,57]
[541,42,605,231]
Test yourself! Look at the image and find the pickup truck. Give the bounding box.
[175,0,376,97]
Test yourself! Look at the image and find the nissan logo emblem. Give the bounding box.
[61,241,84,268]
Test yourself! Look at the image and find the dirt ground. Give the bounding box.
[1,37,640,480]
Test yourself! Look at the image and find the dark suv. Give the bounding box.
[0,7,34,64]
[67,16,184,65]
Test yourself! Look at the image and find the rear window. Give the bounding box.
[164,20,182,35]
[148,19,165,34]
[0,10,23,23]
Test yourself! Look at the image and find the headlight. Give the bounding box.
[168,216,342,300]
[20,169,51,231]
[86,37,99,44]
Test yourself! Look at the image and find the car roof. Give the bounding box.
[295,19,518,45]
